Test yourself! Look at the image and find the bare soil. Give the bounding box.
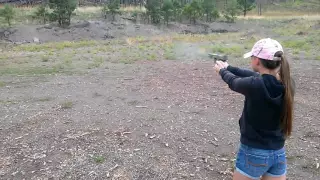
[0,18,320,180]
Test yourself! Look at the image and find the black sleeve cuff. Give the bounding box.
[226,65,235,71]
[219,68,227,76]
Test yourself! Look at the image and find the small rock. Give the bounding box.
[210,141,219,146]
[4,31,10,37]
[33,37,40,43]
[165,143,169,147]
[296,31,307,35]
[32,153,46,159]
[103,34,115,39]
[44,25,53,29]
[202,157,208,163]
[190,174,195,177]
[73,21,90,28]
[149,135,156,139]
[11,171,19,176]
[219,158,229,162]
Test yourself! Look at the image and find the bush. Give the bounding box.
[33,4,50,24]
[162,0,174,25]
[101,3,109,19]
[210,8,220,21]
[202,0,214,22]
[48,0,77,27]
[183,1,202,24]
[237,0,255,17]
[145,0,161,24]
[172,0,183,22]
[0,4,15,26]
[224,0,239,23]
[108,0,121,21]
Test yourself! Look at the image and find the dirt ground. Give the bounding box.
[0,17,320,180]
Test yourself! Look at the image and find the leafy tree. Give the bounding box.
[209,7,220,22]
[237,0,255,17]
[101,3,109,19]
[172,0,183,21]
[33,4,50,24]
[183,4,192,23]
[202,0,214,22]
[183,0,202,24]
[0,4,15,26]
[162,0,174,25]
[48,0,77,27]
[224,0,239,23]
[145,0,161,24]
[108,0,121,21]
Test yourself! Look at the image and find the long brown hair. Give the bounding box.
[277,52,294,137]
[260,51,294,137]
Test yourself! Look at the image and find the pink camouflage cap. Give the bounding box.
[243,38,284,61]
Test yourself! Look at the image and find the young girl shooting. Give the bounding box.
[214,38,295,180]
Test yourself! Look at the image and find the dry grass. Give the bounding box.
[75,5,145,13]
[243,13,320,19]
[60,101,73,109]
[0,81,5,87]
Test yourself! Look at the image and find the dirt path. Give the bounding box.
[1,16,320,180]
[0,59,319,180]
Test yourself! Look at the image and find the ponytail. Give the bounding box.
[278,53,294,137]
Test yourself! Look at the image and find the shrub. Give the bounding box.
[48,0,77,27]
[0,4,15,26]
[33,4,50,24]
[162,0,174,25]
[224,0,239,23]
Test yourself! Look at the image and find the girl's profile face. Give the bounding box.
[251,56,259,72]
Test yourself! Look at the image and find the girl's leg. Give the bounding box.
[233,170,255,180]
[261,175,286,180]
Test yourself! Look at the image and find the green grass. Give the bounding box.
[60,101,73,109]
[37,97,52,102]
[0,6,145,26]
[14,40,99,52]
[282,40,312,52]
[41,55,49,62]
[118,58,134,64]
[164,52,176,60]
[271,19,320,60]
[0,100,19,105]
[315,56,320,61]
[93,155,105,163]
[146,53,157,61]
[0,66,64,76]
[0,81,5,87]
[212,44,243,56]
[88,56,104,69]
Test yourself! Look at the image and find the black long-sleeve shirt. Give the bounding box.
[219,65,286,150]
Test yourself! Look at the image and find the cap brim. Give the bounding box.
[243,52,252,59]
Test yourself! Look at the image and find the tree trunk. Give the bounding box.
[259,4,262,15]
[206,11,209,22]
[7,18,11,27]
[244,0,247,17]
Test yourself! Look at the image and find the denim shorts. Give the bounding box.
[235,143,287,179]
